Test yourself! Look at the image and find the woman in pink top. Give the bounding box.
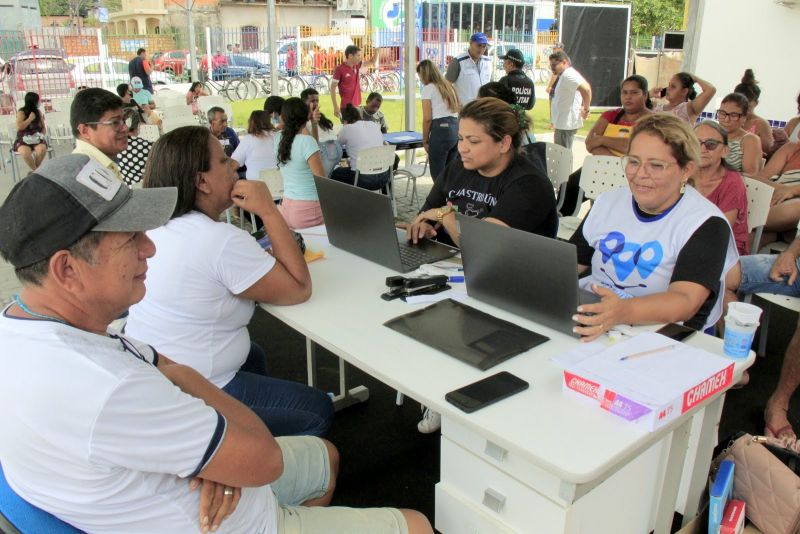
[693,120,749,255]
[650,72,716,126]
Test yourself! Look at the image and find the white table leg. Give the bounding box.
[305,337,369,411]
[652,417,692,534]
[680,394,725,525]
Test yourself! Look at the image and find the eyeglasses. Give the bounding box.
[697,138,725,150]
[716,110,743,121]
[85,117,133,130]
[621,155,678,177]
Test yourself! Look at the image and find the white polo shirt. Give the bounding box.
[336,120,385,171]
[0,310,276,533]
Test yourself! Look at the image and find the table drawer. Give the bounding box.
[442,417,566,502]
[435,482,517,534]
[440,436,567,531]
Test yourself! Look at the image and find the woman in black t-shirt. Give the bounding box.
[406,97,557,247]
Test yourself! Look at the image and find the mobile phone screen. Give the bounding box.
[445,371,529,413]
[656,323,696,342]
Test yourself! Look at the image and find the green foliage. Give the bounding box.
[39,0,68,16]
[631,0,684,37]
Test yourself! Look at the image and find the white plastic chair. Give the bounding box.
[43,110,72,146]
[352,145,397,214]
[743,176,775,254]
[545,142,573,212]
[138,124,160,143]
[48,97,73,112]
[197,95,224,115]
[556,155,627,241]
[392,156,427,211]
[259,168,284,200]
[160,105,195,122]
[153,90,183,109]
[162,116,200,134]
[8,123,54,183]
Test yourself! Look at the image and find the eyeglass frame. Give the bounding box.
[697,138,726,151]
[620,155,680,177]
[716,109,744,121]
[84,117,134,130]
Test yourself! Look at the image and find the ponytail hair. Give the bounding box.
[734,69,761,102]
[277,97,309,166]
[460,97,529,150]
[674,72,697,101]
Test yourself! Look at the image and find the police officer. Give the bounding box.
[497,49,535,111]
[445,33,493,108]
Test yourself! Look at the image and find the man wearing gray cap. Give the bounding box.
[446,32,493,107]
[0,155,431,533]
[498,48,535,111]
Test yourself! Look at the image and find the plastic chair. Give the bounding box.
[137,124,160,143]
[160,105,195,122]
[43,111,73,147]
[352,145,397,214]
[197,95,224,115]
[0,463,84,534]
[47,97,73,113]
[544,142,573,213]
[162,116,200,134]
[556,155,626,241]
[259,168,284,200]
[8,124,54,183]
[393,156,428,212]
[743,176,775,254]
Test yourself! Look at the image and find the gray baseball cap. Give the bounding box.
[0,154,177,268]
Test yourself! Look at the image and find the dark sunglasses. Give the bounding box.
[698,138,725,150]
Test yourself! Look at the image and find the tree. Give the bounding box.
[631,0,684,38]
[39,0,68,16]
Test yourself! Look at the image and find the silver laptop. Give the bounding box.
[314,176,458,273]
[458,214,599,337]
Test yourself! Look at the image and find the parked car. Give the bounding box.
[6,48,75,105]
[67,56,172,89]
[200,54,269,80]
[154,49,189,77]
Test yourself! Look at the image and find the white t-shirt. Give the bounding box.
[551,66,587,131]
[0,310,276,533]
[126,211,275,388]
[336,121,385,170]
[231,132,277,180]
[421,83,459,120]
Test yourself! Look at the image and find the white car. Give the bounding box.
[67,56,172,89]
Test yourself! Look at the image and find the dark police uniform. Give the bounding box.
[498,69,536,111]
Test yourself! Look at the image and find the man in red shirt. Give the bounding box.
[329,45,375,120]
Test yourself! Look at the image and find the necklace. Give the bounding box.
[13,294,66,324]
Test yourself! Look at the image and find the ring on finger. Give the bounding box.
[223,488,234,496]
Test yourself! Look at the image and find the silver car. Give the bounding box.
[8,49,75,105]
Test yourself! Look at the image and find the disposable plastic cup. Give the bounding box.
[723,302,763,359]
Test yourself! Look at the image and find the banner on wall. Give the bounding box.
[371,0,422,46]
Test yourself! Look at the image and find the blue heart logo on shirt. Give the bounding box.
[598,232,663,281]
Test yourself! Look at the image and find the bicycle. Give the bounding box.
[233,73,292,100]
[201,77,240,102]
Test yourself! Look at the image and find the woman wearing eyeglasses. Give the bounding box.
[692,120,749,255]
[717,92,762,175]
[569,114,737,341]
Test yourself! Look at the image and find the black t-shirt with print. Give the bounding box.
[421,153,558,243]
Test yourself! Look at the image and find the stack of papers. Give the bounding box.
[560,332,735,431]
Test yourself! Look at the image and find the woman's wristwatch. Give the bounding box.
[435,205,455,221]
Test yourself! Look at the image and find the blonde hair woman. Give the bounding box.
[570,114,738,341]
[417,59,460,179]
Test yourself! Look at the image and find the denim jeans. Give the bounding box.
[739,254,800,296]
[330,167,390,191]
[428,116,459,180]
[222,345,334,437]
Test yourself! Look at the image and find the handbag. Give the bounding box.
[713,432,800,534]
[22,133,43,145]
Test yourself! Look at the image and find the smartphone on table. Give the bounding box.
[445,371,529,414]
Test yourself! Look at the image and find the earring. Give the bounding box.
[680,181,686,194]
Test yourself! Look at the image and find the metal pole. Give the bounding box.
[187,0,198,82]
[268,0,278,95]
[403,0,415,132]
[96,28,108,90]
[205,27,213,83]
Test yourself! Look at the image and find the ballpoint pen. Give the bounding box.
[619,344,678,361]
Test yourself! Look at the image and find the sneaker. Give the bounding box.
[417,406,441,434]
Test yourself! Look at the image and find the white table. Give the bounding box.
[260,229,754,534]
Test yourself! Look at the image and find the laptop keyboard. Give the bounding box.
[399,243,440,268]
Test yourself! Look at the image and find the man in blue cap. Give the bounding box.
[445,32,493,108]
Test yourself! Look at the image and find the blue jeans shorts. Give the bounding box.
[738,254,800,296]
